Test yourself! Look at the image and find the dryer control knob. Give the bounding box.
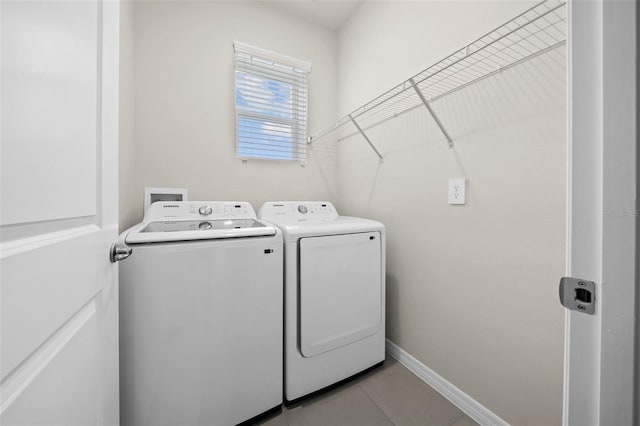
[199,206,213,216]
[298,205,308,214]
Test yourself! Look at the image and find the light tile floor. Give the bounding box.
[256,357,478,426]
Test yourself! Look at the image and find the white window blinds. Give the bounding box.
[234,42,311,162]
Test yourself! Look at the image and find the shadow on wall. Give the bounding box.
[307,135,339,202]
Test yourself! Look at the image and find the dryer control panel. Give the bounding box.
[259,201,338,222]
[145,201,257,222]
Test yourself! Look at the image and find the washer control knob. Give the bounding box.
[199,221,212,230]
[199,206,213,216]
[297,205,308,214]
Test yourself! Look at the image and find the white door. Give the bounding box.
[565,0,637,425]
[0,0,120,424]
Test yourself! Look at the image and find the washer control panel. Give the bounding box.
[259,201,338,222]
[145,201,257,222]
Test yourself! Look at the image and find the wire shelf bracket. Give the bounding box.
[409,78,454,148]
[349,114,384,162]
[307,0,567,150]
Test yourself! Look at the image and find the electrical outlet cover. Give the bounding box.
[448,178,466,205]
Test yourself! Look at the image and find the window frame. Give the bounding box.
[233,42,311,163]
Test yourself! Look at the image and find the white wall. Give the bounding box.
[121,1,338,230]
[336,2,566,425]
[119,0,137,231]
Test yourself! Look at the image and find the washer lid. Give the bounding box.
[125,219,276,244]
[124,201,277,243]
[141,219,263,233]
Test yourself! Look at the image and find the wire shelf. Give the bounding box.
[308,0,567,148]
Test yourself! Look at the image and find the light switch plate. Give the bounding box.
[448,178,466,205]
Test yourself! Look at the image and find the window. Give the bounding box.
[234,42,311,162]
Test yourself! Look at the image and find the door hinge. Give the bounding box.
[559,277,596,315]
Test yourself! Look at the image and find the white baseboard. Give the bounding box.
[385,339,509,426]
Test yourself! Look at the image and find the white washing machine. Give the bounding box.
[258,201,385,403]
[119,201,283,426]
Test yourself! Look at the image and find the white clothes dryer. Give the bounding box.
[259,201,385,403]
[119,201,282,426]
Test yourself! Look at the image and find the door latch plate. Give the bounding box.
[559,277,596,315]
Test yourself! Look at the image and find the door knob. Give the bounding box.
[110,243,132,263]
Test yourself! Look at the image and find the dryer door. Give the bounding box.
[299,232,382,358]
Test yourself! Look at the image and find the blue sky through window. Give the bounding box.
[235,71,297,160]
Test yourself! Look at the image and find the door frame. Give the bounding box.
[564,0,637,424]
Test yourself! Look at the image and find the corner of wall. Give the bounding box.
[118,0,140,232]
